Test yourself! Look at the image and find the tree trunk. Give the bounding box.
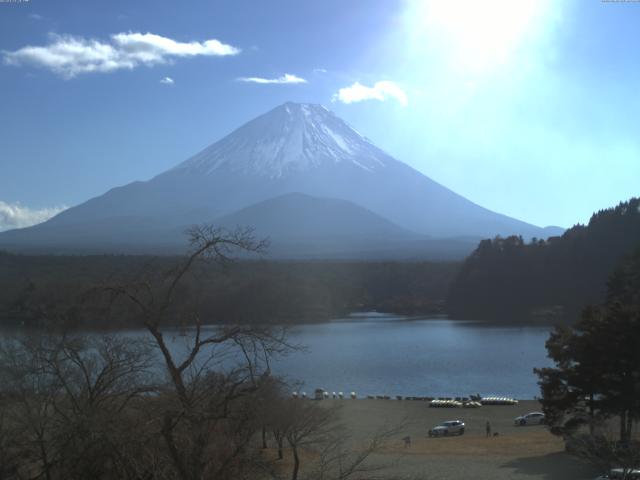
[162,413,191,480]
[262,426,267,449]
[38,439,53,480]
[620,410,628,443]
[589,392,595,436]
[278,437,284,460]
[291,446,300,480]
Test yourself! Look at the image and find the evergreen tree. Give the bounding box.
[535,248,640,442]
[448,197,640,322]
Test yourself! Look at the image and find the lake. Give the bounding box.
[7,313,552,399]
[267,313,553,399]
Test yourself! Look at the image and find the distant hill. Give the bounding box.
[0,102,561,257]
[217,192,419,241]
[446,197,640,323]
[213,193,478,260]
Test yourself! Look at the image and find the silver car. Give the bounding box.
[428,420,465,437]
[595,468,640,479]
[514,412,545,426]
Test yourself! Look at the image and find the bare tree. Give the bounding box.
[0,337,58,480]
[308,422,406,480]
[264,390,291,460]
[282,400,339,480]
[262,393,406,480]
[105,225,295,480]
[0,409,22,480]
[0,333,156,480]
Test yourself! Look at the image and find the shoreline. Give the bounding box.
[0,310,564,332]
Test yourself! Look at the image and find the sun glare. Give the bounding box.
[406,0,550,74]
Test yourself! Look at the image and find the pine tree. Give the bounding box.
[535,248,640,441]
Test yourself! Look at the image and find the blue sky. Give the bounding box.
[0,0,638,230]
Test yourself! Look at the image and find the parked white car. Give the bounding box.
[514,412,545,426]
[428,420,465,437]
[595,468,640,479]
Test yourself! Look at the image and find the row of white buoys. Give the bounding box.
[481,396,518,405]
[427,398,483,408]
[293,391,516,405]
[429,399,463,408]
[296,389,357,400]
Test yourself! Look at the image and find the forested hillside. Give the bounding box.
[0,253,458,329]
[446,198,640,323]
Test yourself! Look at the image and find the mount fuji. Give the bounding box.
[0,102,562,258]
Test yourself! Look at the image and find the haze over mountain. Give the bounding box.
[0,102,562,258]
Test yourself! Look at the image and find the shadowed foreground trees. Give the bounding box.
[0,226,402,480]
[0,334,400,480]
[535,247,640,474]
[0,334,157,479]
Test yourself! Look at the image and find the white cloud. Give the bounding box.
[0,201,67,232]
[237,73,307,84]
[3,32,240,78]
[29,13,44,21]
[314,68,327,73]
[160,76,174,85]
[333,81,408,106]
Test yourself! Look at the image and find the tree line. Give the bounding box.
[446,197,640,323]
[0,249,458,329]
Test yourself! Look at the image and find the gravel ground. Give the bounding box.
[320,399,599,480]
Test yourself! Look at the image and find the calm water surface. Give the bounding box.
[268,313,553,399]
[13,313,551,399]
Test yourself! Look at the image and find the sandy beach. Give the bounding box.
[314,399,598,479]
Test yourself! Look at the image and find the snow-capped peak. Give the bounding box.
[173,102,390,178]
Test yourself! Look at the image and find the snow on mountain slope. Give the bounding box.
[173,102,387,177]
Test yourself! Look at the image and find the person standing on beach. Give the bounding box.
[485,421,491,438]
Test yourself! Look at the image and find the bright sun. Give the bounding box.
[405,0,550,74]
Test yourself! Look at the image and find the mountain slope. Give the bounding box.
[0,102,560,255]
